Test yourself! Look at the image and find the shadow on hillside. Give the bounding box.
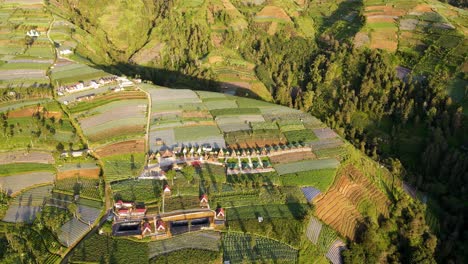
[318,0,365,41]
[96,62,269,101]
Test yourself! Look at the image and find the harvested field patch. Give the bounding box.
[313,128,338,140]
[367,15,397,23]
[354,32,370,48]
[149,231,221,258]
[269,151,316,164]
[400,18,418,31]
[2,185,52,223]
[95,139,145,157]
[256,6,292,22]
[87,124,145,142]
[8,105,62,119]
[57,168,100,180]
[412,4,433,13]
[0,151,53,165]
[274,159,339,176]
[0,171,54,196]
[365,5,406,17]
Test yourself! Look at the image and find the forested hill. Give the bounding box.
[47,0,468,262]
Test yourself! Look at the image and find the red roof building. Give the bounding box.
[115,200,133,209]
[216,208,225,219]
[200,194,208,203]
[142,222,152,235]
[156,219,166,232]
[133,208,146,216]
[117,209,130,217]
[163,185,171,193]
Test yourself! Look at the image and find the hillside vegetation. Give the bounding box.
[45,0,467,262]
[0,0,465,263]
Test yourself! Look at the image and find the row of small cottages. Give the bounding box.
[151,142,310,159]
[57,76,117,95]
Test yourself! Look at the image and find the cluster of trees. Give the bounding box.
[439,0,467,8]
[344,196,437,263]
[48,0,467,262]
[251,37,466,262]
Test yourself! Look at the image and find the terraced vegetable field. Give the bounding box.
[58,218,91,247]
[274,159,340,176]
[148,231,221,258]
[222,232,298,263]
[0,171,54,195]
[2,185,52,223]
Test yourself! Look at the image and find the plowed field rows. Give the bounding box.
[314,166,391,240]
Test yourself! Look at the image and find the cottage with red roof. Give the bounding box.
[200,194,209,208]
[141,222,152,236]
[156,219,166,232]
[216,208,225,219]
[163,184,171,195]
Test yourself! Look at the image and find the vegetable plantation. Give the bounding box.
[222,232,298,264]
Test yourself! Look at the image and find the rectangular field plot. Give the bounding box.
[78,103,146,129]
[102,153,145,182]
[210,108,261,117]
[111,179,162,203]
[0,151,54,165]
[226,203,309,221]
[274,159,340,176]
[0,162,54,176]
[196,90,227,99]
[150,88,200,101]
[2,185,52,223]
[222,232,298,264]
[281,169,337,191]
[204,99,238,110]
[0,171,55,195]
[55,178,100,200]
[83,117,146,142]
[313,128,338,139]
[284,129,318,143]
[58,218,90,247]
[51,63,109,85]
[277,119,306,132]
[148,231,221,258]
[174,125,223,142]
[302,187,322,202]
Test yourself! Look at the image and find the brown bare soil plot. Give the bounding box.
[413,4,433,13]
[269,151,316,164]
[256,6,292,22]
[365,5,406,17]
[0,151,54,165]
[313,165,391,240]
[57,168,100,180]
[370,28,398,52]
[367,15,396,23]
[181,111,212,119]
[9,106,62,119]
[95,139,145,157]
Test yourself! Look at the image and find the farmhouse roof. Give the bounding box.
[216,208,225,217]
[163,185,171,192]
[200,194,208,203]
[156,219,166,230]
